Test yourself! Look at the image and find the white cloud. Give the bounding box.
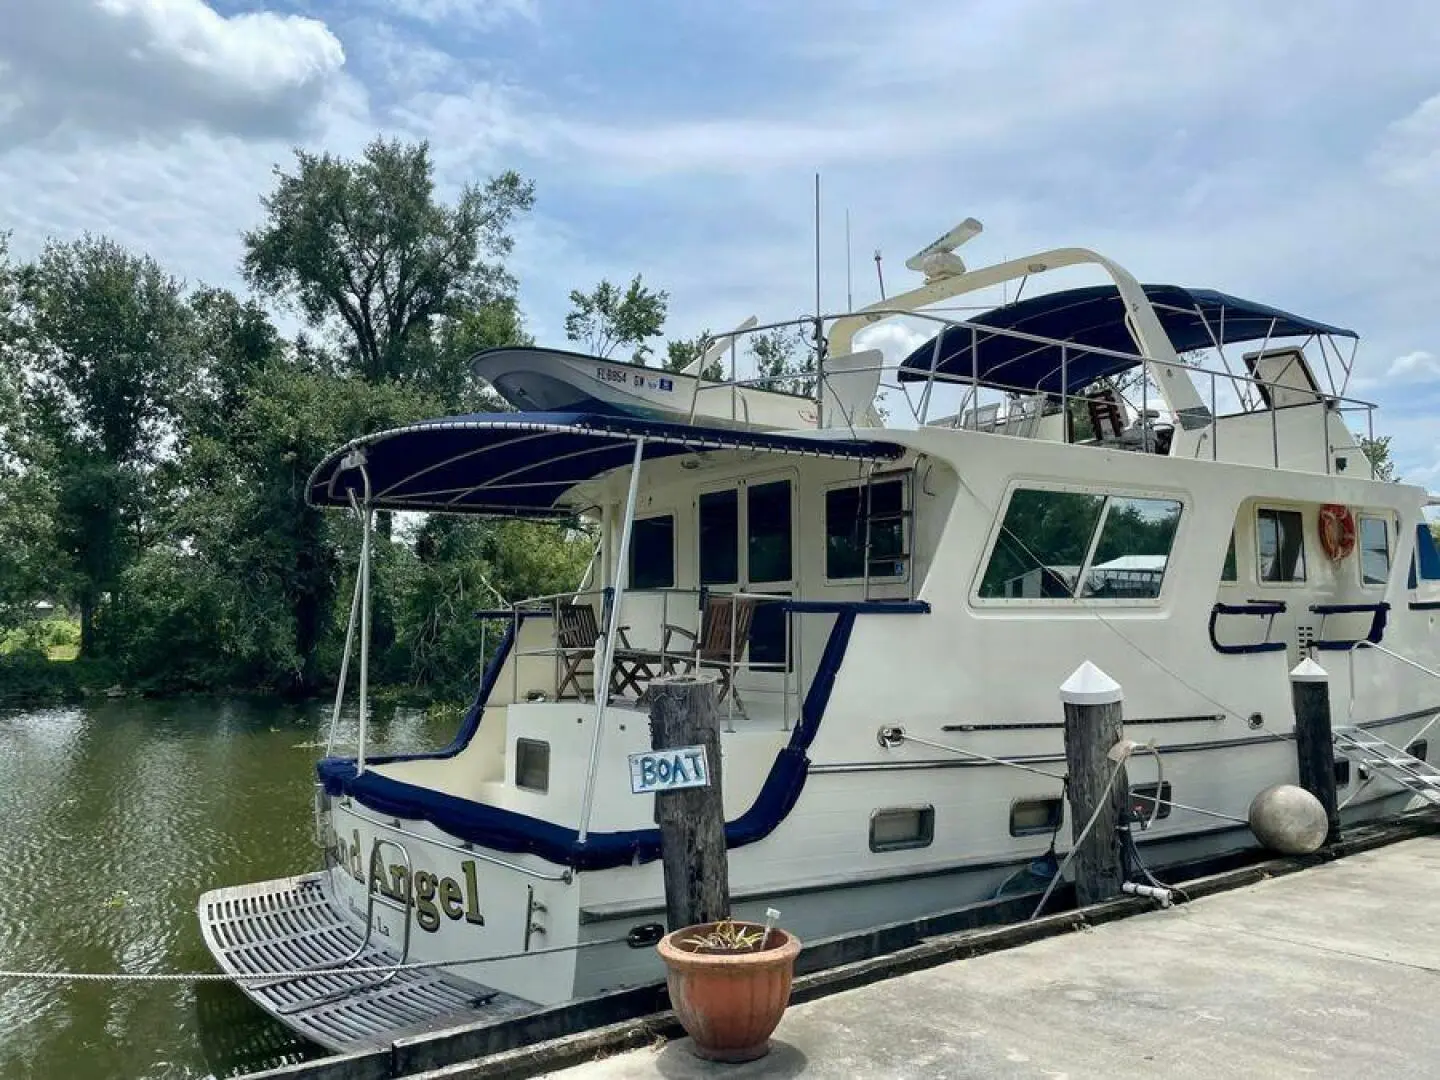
[1388,351,1440,380]
[0,0,347,147]
[1373,93,1440,186]
[370,0,536,28]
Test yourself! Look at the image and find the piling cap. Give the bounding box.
[1059,661,1123,706]
[1290,656,1329,683]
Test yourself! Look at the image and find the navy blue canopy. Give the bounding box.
[307,411,905,516]
[898,284,1357,395]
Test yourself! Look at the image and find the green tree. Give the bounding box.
[20,235,193,654]
[564,275,668,361]
[1359,435,1396,481]
[0,234,62,636]
[242,137,534,397]
[663,331,723,381]
[749,325,816,396]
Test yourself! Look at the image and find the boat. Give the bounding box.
[199,219,1440,1055]
[469,338,884,431]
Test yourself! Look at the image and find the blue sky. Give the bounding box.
[4,0,1440,479]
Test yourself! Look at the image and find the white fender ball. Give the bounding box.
[1248,784,1329,855]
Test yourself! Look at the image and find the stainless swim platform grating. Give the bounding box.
[198,873,538,1053]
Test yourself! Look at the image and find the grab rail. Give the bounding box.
[1310,602,1389,650]
[1208,601,1287,655]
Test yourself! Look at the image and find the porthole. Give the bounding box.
[1010,797,1064,837]
[869,806,934,852]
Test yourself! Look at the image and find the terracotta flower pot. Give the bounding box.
[657,921,802,1063]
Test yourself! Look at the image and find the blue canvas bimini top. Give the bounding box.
[898,284,1357,396]
[307,410,905,516]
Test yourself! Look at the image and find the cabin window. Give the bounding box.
[1129,781,1173,822]
[1010,796,1064,836]
[698,489,739,585]
[747,480,793,584]
[869,805,934,852]
[980,489,1106,598]
[514,739,550,793]
[1359,515,1390,586]
[826,477,909,581]
[1413,524,1440,585]
[978,487,1183,602]
[1257,508,1306,583]
[1079,497,1183,599]
[1222,531,1238,582]
[629,514,675,590]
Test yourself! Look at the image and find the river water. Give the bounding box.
[0,697,454,1080]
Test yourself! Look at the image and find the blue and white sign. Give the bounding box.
[629,745,710,794]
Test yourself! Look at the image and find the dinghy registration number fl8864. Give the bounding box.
[629,746,710,794]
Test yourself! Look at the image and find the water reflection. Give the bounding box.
[0,697,456,1080]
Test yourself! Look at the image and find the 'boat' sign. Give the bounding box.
[629,746,710,794]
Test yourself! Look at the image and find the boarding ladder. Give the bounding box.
[1332,727,1440,806]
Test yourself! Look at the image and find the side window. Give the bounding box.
[979,489,1106,598]
[869,806,934,852]
[1010,797,1064,837]
[1079,497,1183,599]
[1358,515,1390,587]
[1416,523,1440,582]
[825,477,909,581]
[1257,508,1306,583]
[1221,531,1238,582]
[629,515,675,590]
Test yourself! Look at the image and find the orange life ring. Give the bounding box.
[1319,503,1356,561]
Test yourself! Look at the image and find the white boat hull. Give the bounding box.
[471,347,819,430]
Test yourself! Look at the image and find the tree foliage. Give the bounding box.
[242,137,534,397]
[748,325,816,396]
[1359,435,1396,482]
[564,274,668,361]
[663,331,723,381]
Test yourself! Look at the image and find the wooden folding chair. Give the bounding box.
[660,594,757,706]
[555,603,601,701]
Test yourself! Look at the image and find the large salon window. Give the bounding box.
[629,515,675,590]
[1257,508,1306,583]
[1079,497,1183,599]
[826,477,908,581]
[979,489,1105,599]
[978,488,1182,601]
[1358,515,1390,587]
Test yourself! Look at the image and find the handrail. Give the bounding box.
[1344,640,1440,748]
[1208,601,1287,655]
[1310,601,1389,651]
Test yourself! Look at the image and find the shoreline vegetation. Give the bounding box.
[1,138,819,714]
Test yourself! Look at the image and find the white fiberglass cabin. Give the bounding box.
[200,232,1440,1054]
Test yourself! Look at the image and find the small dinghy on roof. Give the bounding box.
[470,344,885,432]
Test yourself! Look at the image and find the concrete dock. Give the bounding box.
[541,838,1440,1079]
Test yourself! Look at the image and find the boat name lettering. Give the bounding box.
[328,826,485,932]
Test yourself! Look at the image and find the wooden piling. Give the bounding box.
[648,674,729,930]
[1291,657,1341,843]
[1060,662,1130,907]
